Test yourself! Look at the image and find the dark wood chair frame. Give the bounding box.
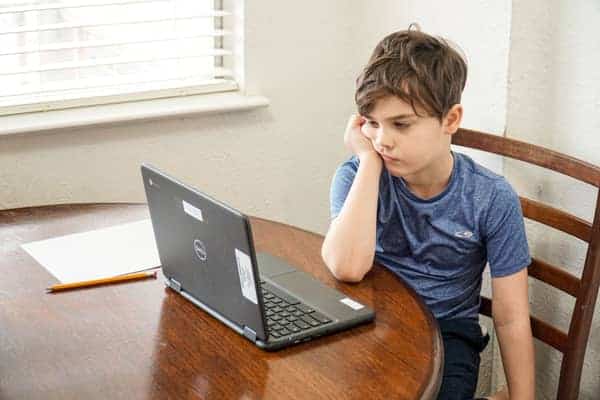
[452,128,600,400]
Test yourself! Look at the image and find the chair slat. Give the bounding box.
[531,314,569,353]
[479,296,568,353]
[452,129,600,188]
[520,196,592,242]
[528,257,581,297]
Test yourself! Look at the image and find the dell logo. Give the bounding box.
[193,239,207,261]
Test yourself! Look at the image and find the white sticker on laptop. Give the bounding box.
[235,248,257,304]
[340,297,364,310]
[182,200,203,222]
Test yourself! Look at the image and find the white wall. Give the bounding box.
[0,0,512,233]
[504,0,600,398]
[0,0,362,237]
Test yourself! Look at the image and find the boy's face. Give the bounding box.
[361,95,458,179]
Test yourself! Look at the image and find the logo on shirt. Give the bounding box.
[455,230,474,239]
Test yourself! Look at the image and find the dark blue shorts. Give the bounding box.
[436,318,490,400]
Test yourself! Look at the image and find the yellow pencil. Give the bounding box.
[46,270,158,293]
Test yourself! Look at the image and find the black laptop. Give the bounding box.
[141,164,374,351]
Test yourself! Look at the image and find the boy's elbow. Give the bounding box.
[321,247,368,283]
[332,268,366,283]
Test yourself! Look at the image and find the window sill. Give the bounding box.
[0,92,270,136]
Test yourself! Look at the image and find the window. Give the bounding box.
[0,0,236,116]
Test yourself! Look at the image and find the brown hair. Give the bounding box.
[355,24,467,122]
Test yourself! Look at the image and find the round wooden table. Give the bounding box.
[0,204,442,399]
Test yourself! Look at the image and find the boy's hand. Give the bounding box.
[344,114,380,161]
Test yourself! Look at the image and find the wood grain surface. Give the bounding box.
[0,203,442,400]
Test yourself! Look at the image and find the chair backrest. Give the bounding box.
[452,128,600,400]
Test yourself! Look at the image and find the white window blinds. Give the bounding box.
[0,0,235,116]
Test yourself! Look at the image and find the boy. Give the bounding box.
[321,26,535,400]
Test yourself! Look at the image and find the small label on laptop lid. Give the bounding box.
[235,248,257,304]
[340,297,364,310]
[182,200,203,222]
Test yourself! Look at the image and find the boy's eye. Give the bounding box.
[394,123,409,129]
[367,121,379,128]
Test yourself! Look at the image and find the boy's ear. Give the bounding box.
[443,104,463,135]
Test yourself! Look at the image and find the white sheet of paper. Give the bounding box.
[21,219,160,284]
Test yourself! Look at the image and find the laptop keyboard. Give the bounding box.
[260,281,332,339]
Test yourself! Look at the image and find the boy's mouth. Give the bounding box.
[379,152,400,162]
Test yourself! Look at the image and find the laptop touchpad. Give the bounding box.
[256,252,296,278]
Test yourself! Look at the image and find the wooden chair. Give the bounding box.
[452,128,600,400]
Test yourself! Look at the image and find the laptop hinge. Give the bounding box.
[169,278,182,292]
[243,326,257,341]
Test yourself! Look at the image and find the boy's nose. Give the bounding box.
[375,129,394,148]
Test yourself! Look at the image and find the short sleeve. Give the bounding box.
[483,180,532,278]
[329,157,359,220]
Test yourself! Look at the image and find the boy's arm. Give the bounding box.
[491,268,535,400]
[321,115,383,282]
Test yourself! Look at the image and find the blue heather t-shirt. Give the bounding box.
[329,152,531,320]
